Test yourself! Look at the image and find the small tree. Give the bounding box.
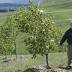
[0,16,18,58]
[7,4,59,68]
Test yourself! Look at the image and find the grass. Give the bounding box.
[41,0,72,11]
[45,11,72,25]
[0,12,13,25]
[51,11,72,19]
[0,53,72,72]
[16,33,29,55]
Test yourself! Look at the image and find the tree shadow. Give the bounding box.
[58,66,71,70]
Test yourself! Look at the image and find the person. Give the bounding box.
[60,22,72,69]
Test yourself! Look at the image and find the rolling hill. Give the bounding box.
[0,3,29,12]
[41,0,72,11]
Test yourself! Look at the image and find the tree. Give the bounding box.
[0,16,18,58]
[7,4,60,68]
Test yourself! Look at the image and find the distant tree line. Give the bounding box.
[0,9,15,12]
[0,4,30,12]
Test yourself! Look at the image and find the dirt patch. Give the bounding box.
[39,68,66,72]
[38,65,67,72]
[23,65,67,72]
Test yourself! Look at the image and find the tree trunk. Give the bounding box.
[45,54,51,69]
[14,41,17,59]
[46,54,49,69]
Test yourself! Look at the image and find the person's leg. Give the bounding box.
[68,58,71,66]
[67,45,72,69]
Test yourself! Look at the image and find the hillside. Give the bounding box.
[41,0,72,11]
[0,3,29,12]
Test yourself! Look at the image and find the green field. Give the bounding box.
[41,0,72,25]
[41,0,72,10]
[0,53,72,72]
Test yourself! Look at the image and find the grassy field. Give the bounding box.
[0,13,8,25]
[0,53,72,72]
[0,12,12,24]
[41,0,72,10]
[41,0,72,25]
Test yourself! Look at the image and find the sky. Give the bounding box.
[0,0,29,4]
[0,0,42,4]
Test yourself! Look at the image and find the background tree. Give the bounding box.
[0,16,18,59]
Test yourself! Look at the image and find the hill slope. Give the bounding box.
[41,0,72,11]
[0,3,29,12]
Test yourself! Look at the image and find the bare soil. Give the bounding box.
[23,65,67,72]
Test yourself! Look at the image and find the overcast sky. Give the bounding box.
[0,0,43,4]
[0,0,29,4]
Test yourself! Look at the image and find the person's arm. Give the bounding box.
[60,31,67,46]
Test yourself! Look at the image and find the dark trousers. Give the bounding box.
[67,45,72,66]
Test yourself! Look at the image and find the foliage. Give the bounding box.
[0,16,18,55]
[10,4,60,58]
[0,4,62,56]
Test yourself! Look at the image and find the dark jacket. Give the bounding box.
[60,28,72,45]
